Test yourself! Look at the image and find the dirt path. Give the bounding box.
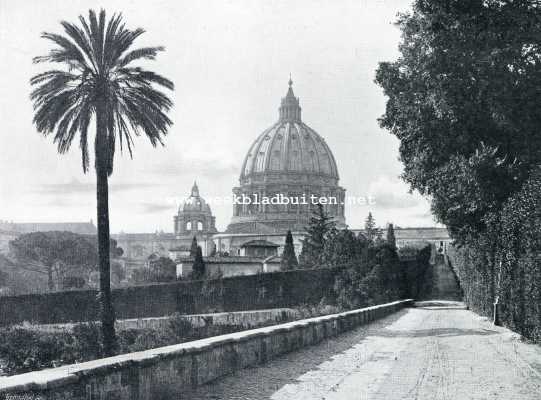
[182,301,541,399]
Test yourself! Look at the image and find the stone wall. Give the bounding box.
[31,308,301,333]
[0,299,412,399]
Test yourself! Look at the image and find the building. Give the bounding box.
[175,255,282,279]
[214,79,346,256]
[1,79,452,280]
[114,182,217,271]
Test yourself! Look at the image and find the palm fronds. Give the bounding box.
[30,8,174,174]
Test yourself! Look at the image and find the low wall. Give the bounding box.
[32,308,300,333]
[0,299,412,400]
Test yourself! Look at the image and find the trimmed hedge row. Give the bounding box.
[0,268,342,326]
[449,169,541,342]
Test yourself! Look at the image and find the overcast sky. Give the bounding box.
[0,0,438,233]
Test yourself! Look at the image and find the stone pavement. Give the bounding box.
[182,301,541,400]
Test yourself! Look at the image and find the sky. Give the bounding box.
[0,0,438,233]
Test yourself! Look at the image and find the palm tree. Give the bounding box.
[30,9,174,356]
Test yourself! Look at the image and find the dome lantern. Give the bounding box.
[279,78,302,122]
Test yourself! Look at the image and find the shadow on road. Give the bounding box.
[373,327,498,338]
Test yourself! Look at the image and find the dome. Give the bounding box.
[240,79,339,184]
[227,79,346,234]
[181,182,212,213]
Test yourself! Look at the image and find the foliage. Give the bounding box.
[299,203,337,268]
[110,261,125,284]
[9,231,98,290]
[192,246,205,279]
[148,256,176,282]
[333,241,407,309]
[449,168,541,342]
[280,230,298,270]
[386,223,397,249]
[190,236,198,257]
[0,322,103,375]
[375,0,541,342]
[8,232,125,290]
[375,0,541,242]
[401,244,433,300]
[364,212,377,241]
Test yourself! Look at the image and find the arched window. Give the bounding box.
[186,221,192,231]
[197,221,203,231]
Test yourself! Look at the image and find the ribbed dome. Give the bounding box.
[181,182,211,213]
[240,80,339,183]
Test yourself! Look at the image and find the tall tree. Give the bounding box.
[192,246,205,280]
[386,223,397,250]
[364,212,377,242]
[30,10,174,355]
[281,230,298,270]
[375,0,541,242]
[190,236,198,257]
[299,203,336,268]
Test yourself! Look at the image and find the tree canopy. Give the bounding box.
[299,204,336,268]
[375,0,541,241]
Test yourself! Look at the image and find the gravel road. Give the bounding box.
[182,301,541,400]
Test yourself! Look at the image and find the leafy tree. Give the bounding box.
[386,223,397,250]
[9,231,98,290]
[30,10,174,355]
[375,0,541,242]
[322,229,364,270]
[364,212,377,241]
[190,236,198,257]
[280,230,298,270]
[110,261,125,284]
[192,246,205,279]
[149,256,176,282]
[299,203,336,268]
[109,239,124,259]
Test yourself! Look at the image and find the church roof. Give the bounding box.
[240,240,280,248]
[239,79,339,182]
[181,181,212,214]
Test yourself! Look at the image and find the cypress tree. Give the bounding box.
[192,245,205,279]
[190,236,198,257]
[364,212,377,241]
[386,223,397,249]
[281,230,298,270]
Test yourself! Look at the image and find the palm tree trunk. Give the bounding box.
[96,101,117,357]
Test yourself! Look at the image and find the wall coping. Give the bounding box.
[0,299,412,393]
